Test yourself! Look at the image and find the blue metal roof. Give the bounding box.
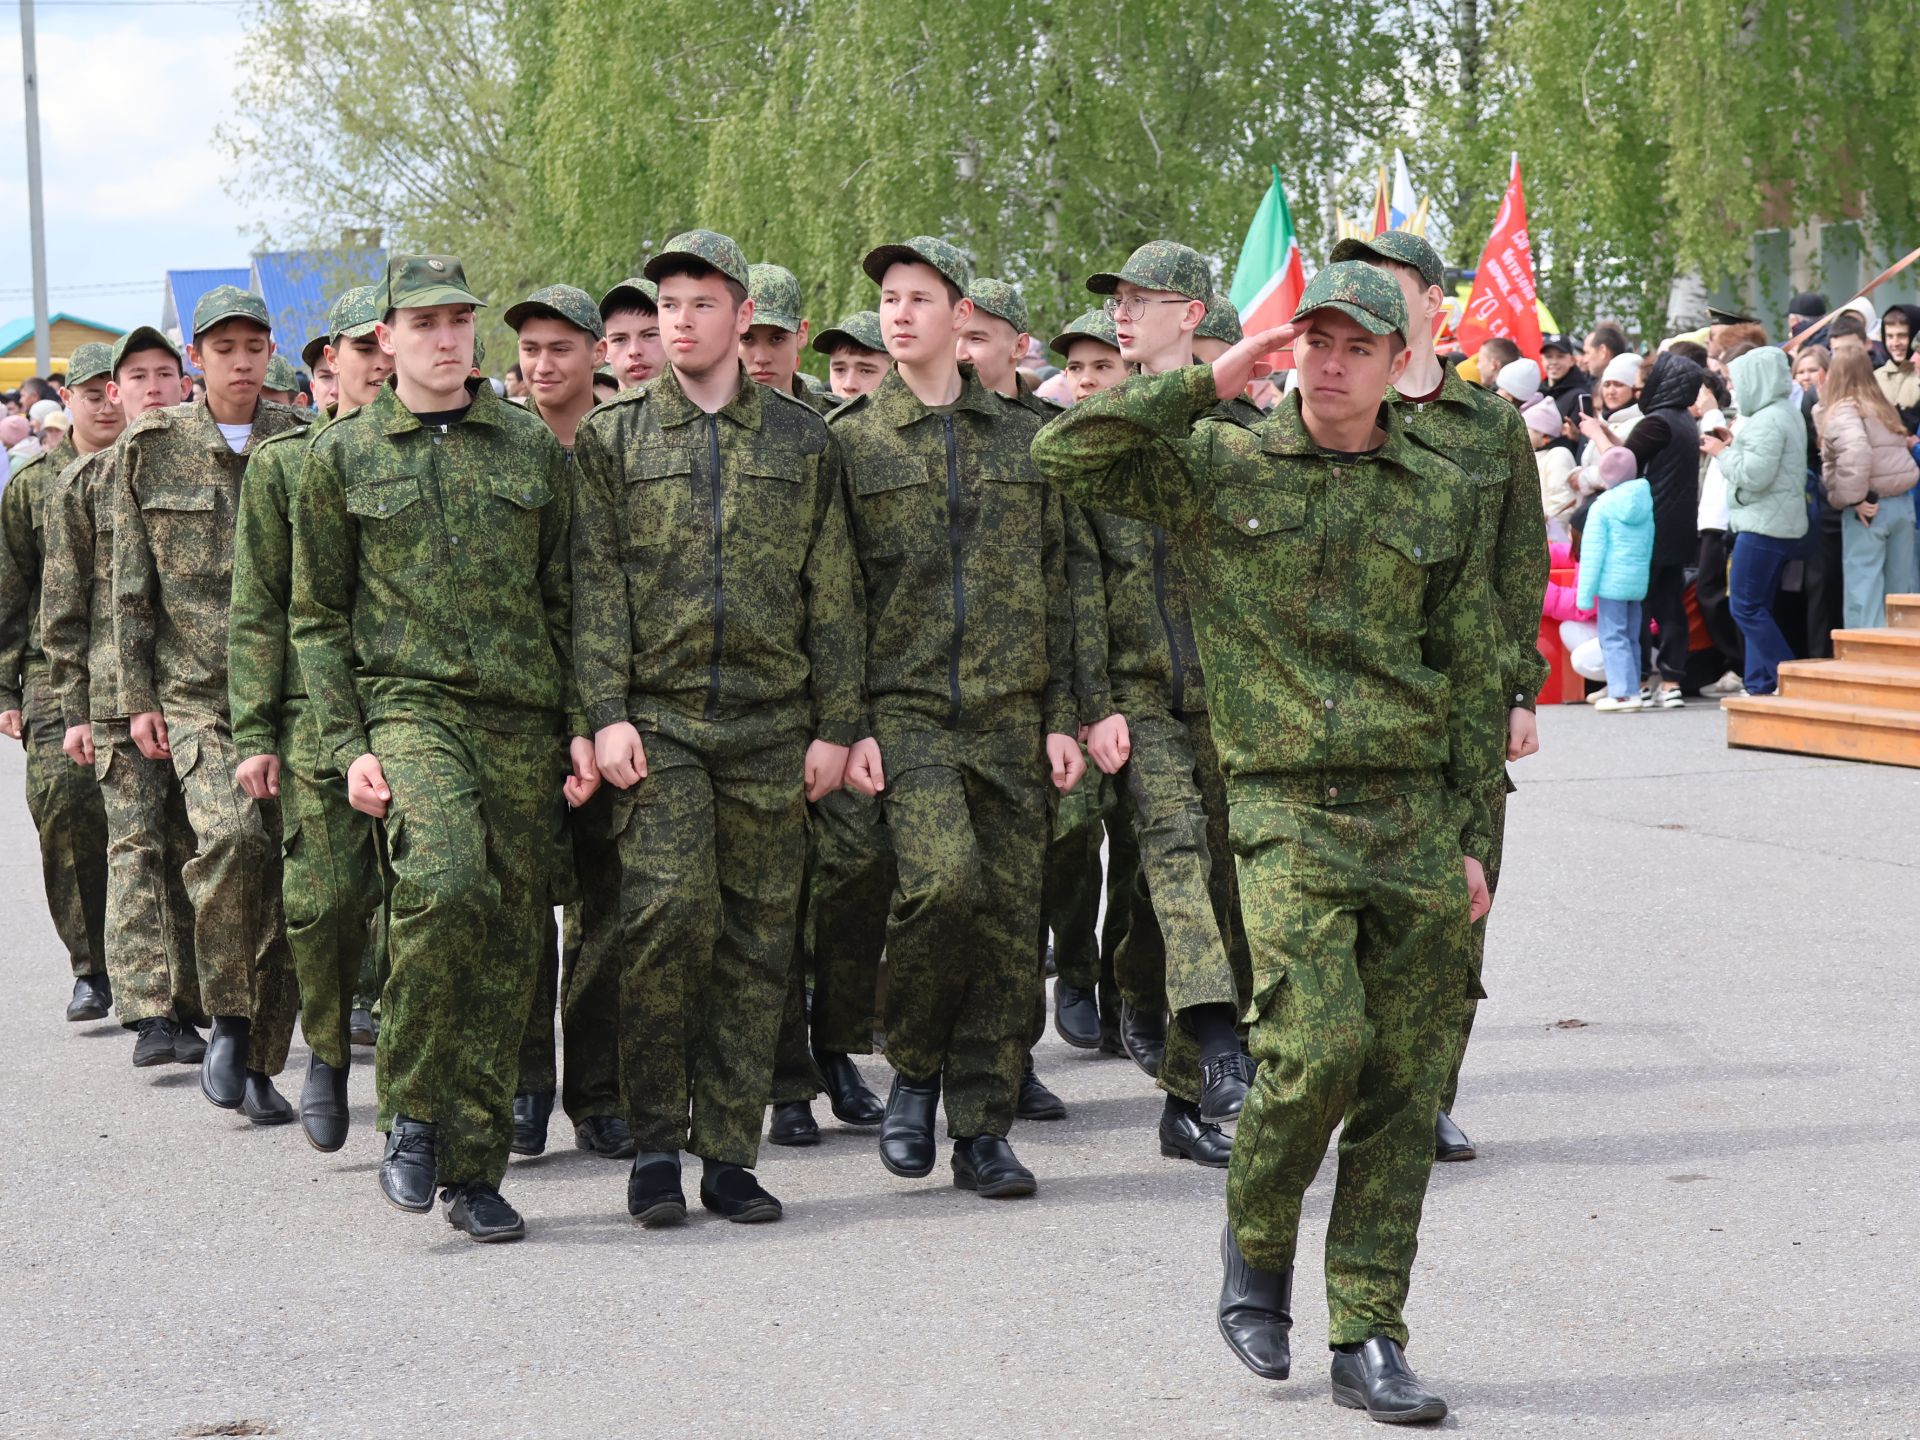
[162,268,250,342]
[0,312,125,357]
[251,249,386,369]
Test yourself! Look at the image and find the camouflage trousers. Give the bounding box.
[166,710,297,1075]
[517,785,625,1123]
[1440,777,1509,1114]
[613,713,808,1168]
[371,715,565,1189]
[1025,764,1126,1050]
[20,664,107,980]
[879,725,1047,1141]
[1115,708,1250,1105]
[91,718,201,1026]
[279,702,384,1070]
[772,785,892,1104]
[1224,787,1477,1348]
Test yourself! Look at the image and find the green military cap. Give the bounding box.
[1292,260,1409,339]
[1196,297,1245,345]
[644,229,750,290]
[1086,241,1212,302]
[111,324,182,375]
[385,253,486,311]
[1048,308,1120,361]
[302,283,383,368]
[746,263,805,333]
[967,278,1028,334]
[811,310,886,356]
[264,353,298,392]
[193,283,271,336]
[503,283,605,338]
[599,276,658,319]
[1328,231,1444,292]
[861,236,973,294]
[65,342,114,387]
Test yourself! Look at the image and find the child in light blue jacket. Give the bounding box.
[1577,459,1656,711]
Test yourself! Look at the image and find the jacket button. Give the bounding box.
[1413,545,1423,559]
[1324,698,1334,709]
[450,535,462,547]
[1328,785,1339,800]
[1247,516,1260,530]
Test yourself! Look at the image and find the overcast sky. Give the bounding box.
[0,0,272,333]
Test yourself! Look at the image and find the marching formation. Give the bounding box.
[0,223,1544,1425]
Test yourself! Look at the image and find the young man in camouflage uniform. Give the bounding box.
[1192,298,1268,426]
[0,341,115,1021]
[228,284,393,1153]
[291,255,595,1243]
[41,327,205,1067]
[112,286,307,1123]
[837,236,1084,1200]
[1329,230,1549,1163]
[262,353,300,405]
[812,311,891,402]
[573,229,861,1227]
[743,263,835,417]
[1033,262,1503,1422]
[601,277,664,390]
[501,282,631,1163]
[301,327,340,417]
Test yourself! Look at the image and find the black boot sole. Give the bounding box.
[1053,1016,1102,1050]
[951,1165,1037,1199]
[451,1219,526,1243]
[66,1004,110,1022]
[1219,1311,1292,1381]
[1330,1379,1447,1423]
[243,1104,295,1126]
[1434,1145,1476,1162]
[132,1045,173,1069]
[200,1073,243,1110]
[575,1130,640,1159]
[380,1181,437,1215]
[1160,1135,1231,1169]
[826,1099,885,1127]
[767,1129,820,1148]
[701,1195,783,1224]
[631,1197,687,1228]
[1199,1099,1246,1128]
[879,1146,935,1179]
[302,1120,348,1152]
[509,1132,547,1157]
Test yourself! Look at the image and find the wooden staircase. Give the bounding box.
[1723,595,1920,767]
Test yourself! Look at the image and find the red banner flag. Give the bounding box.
[1456,155,1542,361]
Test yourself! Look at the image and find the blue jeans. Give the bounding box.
[1730,530,1800,695]
[1840,491,1919,630]
[1596,598,1643,699]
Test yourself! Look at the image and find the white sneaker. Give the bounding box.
[1593,695,1644,713]
[1701,671,1744,699]
[1653,686,1685,709]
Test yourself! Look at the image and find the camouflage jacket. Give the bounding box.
[228,413,330,761]
[0,432,79,709]
[42,443,127,725]
[1079,509,1209,723]
[290,379,582,770]
[832,364,1077,739]
[112,398,311,718]
[1392,359,1551,713]
[790,375,838,417]
[1030,366,1504,861]
[1221,394,1266,428]
[572,362,863,743]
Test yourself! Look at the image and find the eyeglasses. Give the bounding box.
[1102,296,1191,321]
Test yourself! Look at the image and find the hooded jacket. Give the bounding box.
[1621,354,1705,565]
[1575,477,1654,609]
[1721,348,1809,541]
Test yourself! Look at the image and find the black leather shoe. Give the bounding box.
[131,1018,175,1068]
[1121,1000,1166,1077]
[1199,1050,1254,1126]
[241,1069,293,1125]
[510,1089,555,1156]
[879,1073,941,1178]
[200,1016,250,1110]
[1434,1110,1475,1162]
[816,1050,885,1127]
[380,1118,439,1213]
[768,1100,820,1147]
[1330,1337,1447,1423]
[1159,1096,1232,1168]
[951,1135,1036,1198]
[66,973,112,1022]
[170,1021,207,1065]
[300,1053,350,1152]
[574,1114,638,1158]
[443,1182,526,1243]
[348,1007,378,1047]
[1218,1224,1293,1380]
[1096,980,1123,1056]
[627,1151,687,1227]
[1016,1057,1067,1121]
[1053,982,1101,1049]
[700,1161,784,1223]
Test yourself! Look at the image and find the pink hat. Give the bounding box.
[0,416,29,448]
[1522,396,1562,437]
[1595,446,1638,489]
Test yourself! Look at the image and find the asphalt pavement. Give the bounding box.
[3,702,1916,1439]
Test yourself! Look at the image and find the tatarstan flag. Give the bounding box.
[1228,166,1307,368]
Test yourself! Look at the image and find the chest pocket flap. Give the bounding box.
[345,474,424,520]
[491,474,553,510]
[141,483,216,514]
[853,459,925,497]
[1213,486,1306,538]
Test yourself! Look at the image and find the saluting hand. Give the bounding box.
[594,722,648,790]
[1212,324,1297,403]
[565,736,600,807]
[347,752,391,818]
[1046,732,1086,795]
[844,737,886,796]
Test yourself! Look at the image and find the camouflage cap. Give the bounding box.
[385,254,486,311]
[1327,231,1444,292]
[264,353,299,392]
[811,310,886,356]
[193,283,271,337]
[1086,241,1213,302]
[746,263,804,333]
[1196,297,1245,346]
[599,276,658,319]
[503,283,605,338]
[111,324,182,375]
[1048,308,1120,361]
[1292,260,1409,339]
[967,278,1028,334]
[65,342,114,387]
[861,236,973,294]
[303,283,383,368]
[643,229,750,291]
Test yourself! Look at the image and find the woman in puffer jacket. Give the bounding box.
[1816,346,1920,629]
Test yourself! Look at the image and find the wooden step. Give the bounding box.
[1723,693,1920,768]
[1777,658,1920,710]
[1832,628,1920,668]
[1886,595,1920,630]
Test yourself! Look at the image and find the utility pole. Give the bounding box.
[21,0,51,375]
